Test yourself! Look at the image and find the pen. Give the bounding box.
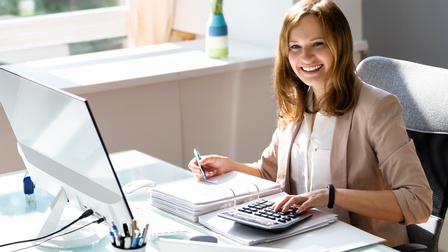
[109,230,116,246]
[111,222,120,240]
[194,148,207,180]
[131,230,140,248]
[139,223,149,246]
[123,223,130,238]
[124,236,131,249]
[118,235,125,249]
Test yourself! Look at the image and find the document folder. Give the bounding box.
[151,171,282,222]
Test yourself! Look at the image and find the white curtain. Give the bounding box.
[126,0,176,47]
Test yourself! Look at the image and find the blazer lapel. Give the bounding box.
[331,111,352,190]
[278,121,301,194]
[331,80,362,190]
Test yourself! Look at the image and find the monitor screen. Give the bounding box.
[0,68,133,232]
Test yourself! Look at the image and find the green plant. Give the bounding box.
[210,0,223,15]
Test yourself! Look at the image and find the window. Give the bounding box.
[0,0,197,65]
[0,0,124,16]
[0,0,127,65]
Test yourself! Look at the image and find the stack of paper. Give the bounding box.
[151,171,282,222]
[198,193,339,246]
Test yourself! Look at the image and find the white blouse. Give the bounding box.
[290,111,336,195]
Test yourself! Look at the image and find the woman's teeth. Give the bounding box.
[302,65,322,72]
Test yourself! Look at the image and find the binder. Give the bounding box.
[151,171,282,222]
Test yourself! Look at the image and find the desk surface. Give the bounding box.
[0,150,397,252]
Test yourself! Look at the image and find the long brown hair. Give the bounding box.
[274,0,358,126]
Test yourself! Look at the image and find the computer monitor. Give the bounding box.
[0,67,133,247]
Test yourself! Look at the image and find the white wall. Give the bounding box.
[174,0,366,58]
[173,0,294,47]
[334,0,363,41]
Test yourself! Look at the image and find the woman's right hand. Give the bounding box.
[188,154,231,180]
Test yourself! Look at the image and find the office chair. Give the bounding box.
[356,56,448,252]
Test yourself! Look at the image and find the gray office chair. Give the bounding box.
[356,56,448,252]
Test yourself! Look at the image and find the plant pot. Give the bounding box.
[206,13,228,58]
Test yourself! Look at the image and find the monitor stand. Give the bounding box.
[35,188,108,249]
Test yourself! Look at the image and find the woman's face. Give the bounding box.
[288,14,334,98]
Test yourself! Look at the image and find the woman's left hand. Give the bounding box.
[273,188,329,213]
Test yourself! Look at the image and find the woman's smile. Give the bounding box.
[302,64,323,72]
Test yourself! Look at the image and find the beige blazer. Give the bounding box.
[255,80,432,247]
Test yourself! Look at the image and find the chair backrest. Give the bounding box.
[356,56,448,252]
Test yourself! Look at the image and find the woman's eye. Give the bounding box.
[290,44,300,49]
[313,42,325,46]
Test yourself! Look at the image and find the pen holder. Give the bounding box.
[111,243,146,251]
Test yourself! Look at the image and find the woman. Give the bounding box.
[188,0,432,247]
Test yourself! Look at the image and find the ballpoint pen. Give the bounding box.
[194,148,207,180]
[131,230,140,248]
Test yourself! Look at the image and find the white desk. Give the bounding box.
[0,150,397,252]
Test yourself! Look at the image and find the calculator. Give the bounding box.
[218,198,313,232]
